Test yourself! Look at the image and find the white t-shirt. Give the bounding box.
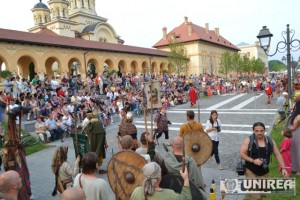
[61,116,72,130]
[51,79,59,90]
[116,101,123,110]
[205,119,221,141]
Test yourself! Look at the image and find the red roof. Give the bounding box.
[36,28,60,37]
[0,28,169,57]
[153,22,239,51]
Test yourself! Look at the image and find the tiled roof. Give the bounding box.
[153,22,239,51]
[36,28,60,37]
[0,28,169,57]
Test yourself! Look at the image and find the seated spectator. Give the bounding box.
[21,97,32,121]
[61,112,73,131]
[29,96,39,120]
[45,114,63,141]
[39,103,50,121]
[73,152,113,200]
[35,117,51,143]
[51,146,80,196]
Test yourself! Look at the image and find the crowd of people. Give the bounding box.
[0,71,295,200]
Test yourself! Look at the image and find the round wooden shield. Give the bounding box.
[159,174,205,200]
[107,151,147,200]
[184,130,213,165]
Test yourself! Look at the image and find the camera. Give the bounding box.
[261,159,268,170]
[215,125,221,132]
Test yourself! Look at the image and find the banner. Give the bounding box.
[144,81,162,109]
[220,178,295,195]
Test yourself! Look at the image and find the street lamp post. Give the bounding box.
[257,24,300,102]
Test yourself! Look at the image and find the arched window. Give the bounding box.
[63,9,65,17]
[45,16,47,23]
[75,0,77,7]
[88,0,90,8]
[39,16,42,23]
[81,0,84,7]
[56,8,59,17]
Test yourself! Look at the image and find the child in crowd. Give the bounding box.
[278,127,292,175]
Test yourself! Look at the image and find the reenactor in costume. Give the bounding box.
[118,112,138,150]
[83,110,108,174]
[179,110,206,189]
[179,110,204,137]
[189,84,197,107]
[0,101,32,200]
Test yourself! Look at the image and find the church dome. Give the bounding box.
[33,0,49,9]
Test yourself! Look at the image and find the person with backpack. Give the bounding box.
[240,122,288,200]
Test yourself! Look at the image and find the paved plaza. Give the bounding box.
[25,92,278,200]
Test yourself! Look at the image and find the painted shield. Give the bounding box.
[107,151,147,200]
[184,130,213,165]
[159,174,205,200]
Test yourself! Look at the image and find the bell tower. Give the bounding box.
[68,0,97,16]
[31,0,50,26]
[48,0,70,20]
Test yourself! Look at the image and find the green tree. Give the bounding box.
[219,51,232,78]
[252,58,265,74]
[167,39,189,75]
[241,56,251,75]
[231,52,242,75]
[268,60,286,72]
[0,70,13,79]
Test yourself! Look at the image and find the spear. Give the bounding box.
[143,86,149,146]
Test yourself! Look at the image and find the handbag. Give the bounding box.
[236,158,245,176]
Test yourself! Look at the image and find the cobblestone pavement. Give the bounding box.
[25,92,278,200]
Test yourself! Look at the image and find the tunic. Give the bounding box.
[154,112,169,133]
[130,186,192,200]
[189,87,197,105]
[74,174,113,200]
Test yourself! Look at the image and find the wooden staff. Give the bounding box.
[74,105,79,157]
[198,100,200,123]
[143,86,149,146]
[116,135,123,151]
[150,79,154,141]
[182,138,186,173]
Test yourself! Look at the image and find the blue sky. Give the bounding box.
[0,0,299,61]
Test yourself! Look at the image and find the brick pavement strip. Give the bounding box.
[25,93,278,200]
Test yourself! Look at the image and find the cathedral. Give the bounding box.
[29,0,123,44]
